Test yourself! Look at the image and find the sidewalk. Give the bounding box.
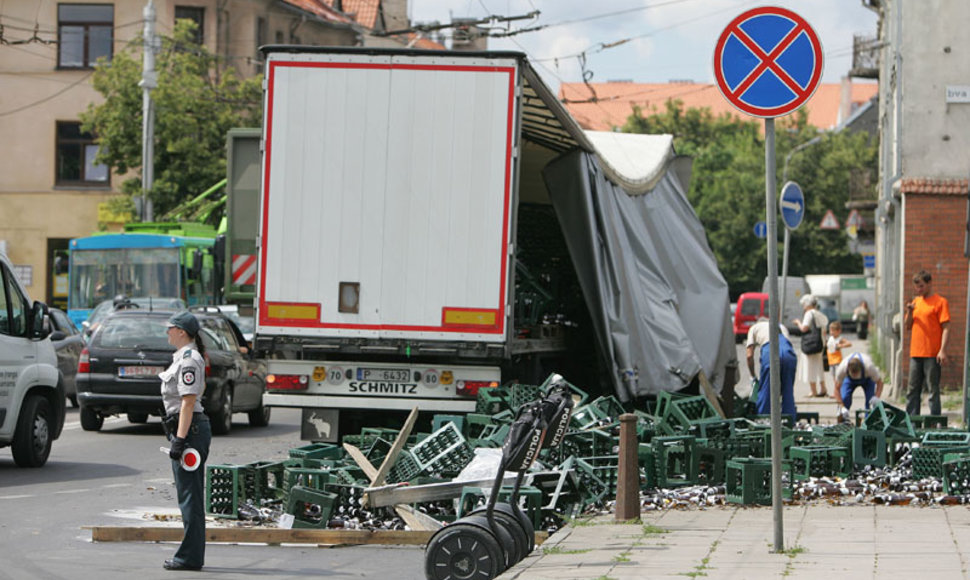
[501,505,970,579]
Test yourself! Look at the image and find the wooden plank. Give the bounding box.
[342,443,379,481]
[371,406,419,487]
[697,370,726,419]
[86,526,548,545]
[365,475,518,508]
[88,526,434,545]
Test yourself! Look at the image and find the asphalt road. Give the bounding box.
[0,407,426,580]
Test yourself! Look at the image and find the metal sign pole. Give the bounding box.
[780,228,790,320]
[765,118,784,552]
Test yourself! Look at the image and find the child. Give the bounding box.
[827,320,852,393]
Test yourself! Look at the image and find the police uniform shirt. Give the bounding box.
[159,345,206,416]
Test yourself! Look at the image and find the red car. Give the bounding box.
[733,292,768,342]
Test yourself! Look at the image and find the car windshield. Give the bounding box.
[87,297,187,327]
[93,316,173,350]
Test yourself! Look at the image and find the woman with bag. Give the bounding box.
[792,294,829,398]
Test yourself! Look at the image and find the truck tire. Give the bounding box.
[248,403,271,427]
[211,389,232,435]
[127,412,149,424]
[80,406,104,432]
[12,395,53,468]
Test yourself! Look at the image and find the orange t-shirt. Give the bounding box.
[910,293,950,357]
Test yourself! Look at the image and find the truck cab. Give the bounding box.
[0,250,64,467]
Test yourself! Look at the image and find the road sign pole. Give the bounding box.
[764,118,784,553]
[780,228,790,319]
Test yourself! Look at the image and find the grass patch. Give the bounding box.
[642,524,669,535]
[542,546,592,555]
[781,545,806,558]
[613,552,631,563]
[678,556,711,577]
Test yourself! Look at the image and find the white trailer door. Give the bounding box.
[258,52,518,343]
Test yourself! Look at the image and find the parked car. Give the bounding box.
[733,292,768,343]
[49,308,84,407]
[209,304,254,344]
[81,296,187,341]
[76,309,269,435]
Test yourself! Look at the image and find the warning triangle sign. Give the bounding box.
[820,210,840,230]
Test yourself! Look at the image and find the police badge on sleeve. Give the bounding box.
[181,368,196,386]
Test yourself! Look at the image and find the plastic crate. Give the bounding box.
[570,396,624,430]
[942,455,970,495]
[476,387,509,415]
[912,445,970,479]
[407,422,474,478]
[386,451,422,483]
[288,442,345,461]
[652,436,697,488]
[695,444,726,485]
[789,446,851,480]
[206,464,243,518]
[285,485,337,529]
[574,456,619,506]
[431,414,466,434]
[243,460,286,502]
[662,394,719,432]
[912,415,949,429]
[508,383,543,410]
[725,458,792,505]
[921,431,970,446]
[863,400,915,438]
[852,429,887,467]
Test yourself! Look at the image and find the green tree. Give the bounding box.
[81,20,263,218]
[622,100,877,297]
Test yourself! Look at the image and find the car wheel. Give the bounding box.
[211,389,232,435]
[248,403,271,427]
[80,406,104,432]
[12,395,52,468]
[68,394,78,408]
[127,412,148,424]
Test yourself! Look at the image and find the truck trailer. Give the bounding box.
[253,47,736,440]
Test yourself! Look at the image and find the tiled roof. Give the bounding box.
[282,0,356,25]
[559,81,879,131]
[336,0,381,28]
[899,178,969,195]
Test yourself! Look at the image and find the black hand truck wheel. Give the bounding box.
[424,521,504,580]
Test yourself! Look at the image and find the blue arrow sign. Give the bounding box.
[714,7,824,118]
[754,221,768,239]
[780,181,804,230]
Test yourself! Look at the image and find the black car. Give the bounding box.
[50,307,84,407]
[76,309,269,435]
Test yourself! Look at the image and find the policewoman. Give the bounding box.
[159,311,211,571]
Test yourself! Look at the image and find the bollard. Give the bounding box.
[615,413,640,521]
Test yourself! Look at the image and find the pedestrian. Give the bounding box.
[792,294,829,398]
[826,320,852,387]
[852,300,871,340]
[159,311,211,571]
[833,352,884,423]
[745,314,797,420]
[904,270,950,416]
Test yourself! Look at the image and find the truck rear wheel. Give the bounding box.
[12,395,52,468]
[248,403,271,427]
[80,406,104,431]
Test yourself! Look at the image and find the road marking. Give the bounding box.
[62,416,131,430]
[0,495,34,500]
[54,489,90,494]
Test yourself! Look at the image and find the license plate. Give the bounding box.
[356,367,410,382]
[119,366,165,377]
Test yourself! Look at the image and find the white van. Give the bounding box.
[0,250,64,466]
[761,276,811,327]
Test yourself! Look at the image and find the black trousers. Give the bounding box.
[169,413,211,568]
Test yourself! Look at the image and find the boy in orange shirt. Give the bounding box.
[904,270,950,416]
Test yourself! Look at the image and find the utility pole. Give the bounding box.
[139,0,157,222]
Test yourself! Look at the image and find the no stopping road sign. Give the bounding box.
[714,6,823,118]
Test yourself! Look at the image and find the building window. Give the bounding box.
[56,122,109,186]
[175,6,205,45]
[57,3,113,69]
[256,17,267,59]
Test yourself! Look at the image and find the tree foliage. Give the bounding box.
[622,100,878,298]
[81,21,263,217]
